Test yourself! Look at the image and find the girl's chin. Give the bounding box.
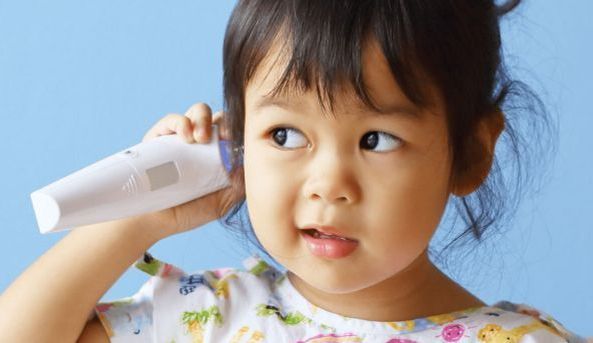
[286,257,373,295]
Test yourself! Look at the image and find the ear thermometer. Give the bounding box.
[30,127,236,234]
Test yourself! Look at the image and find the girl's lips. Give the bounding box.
[300,230,359,259]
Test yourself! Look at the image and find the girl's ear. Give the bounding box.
[451,110,505,197]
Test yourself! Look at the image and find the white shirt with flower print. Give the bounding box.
[94,252,587,343]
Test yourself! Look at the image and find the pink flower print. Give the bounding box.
[436,323,469,342]
[161,263,174,277]
[213,268,234,278]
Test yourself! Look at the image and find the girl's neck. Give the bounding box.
[286,251,486,322]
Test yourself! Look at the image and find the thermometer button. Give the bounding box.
[121,149,139,158]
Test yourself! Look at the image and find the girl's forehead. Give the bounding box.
[245,37,442,118]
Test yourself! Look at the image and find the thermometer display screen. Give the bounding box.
[146,161,180,191]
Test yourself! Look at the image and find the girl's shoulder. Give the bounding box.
[94,252,286,341]
[485,300,589,343]
[130,251,285,298]
[132,251,282,282]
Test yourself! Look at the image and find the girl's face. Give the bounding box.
[242,39,453,294]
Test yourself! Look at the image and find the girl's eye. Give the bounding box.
[268,127,402,152]
[360,131,402,152]
[269,127,308,149]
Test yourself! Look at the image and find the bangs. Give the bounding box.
[223,0,432,118]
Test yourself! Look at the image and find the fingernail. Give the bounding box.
[196,128,207,142]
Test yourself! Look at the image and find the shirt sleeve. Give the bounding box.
[93,251,185,342]
[494,301,590,343]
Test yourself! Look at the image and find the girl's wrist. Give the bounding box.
[120,212,175,245]
[78,214,170,249]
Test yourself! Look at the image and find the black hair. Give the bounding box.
[215,0,556,272]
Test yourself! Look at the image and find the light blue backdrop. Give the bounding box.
[0,1,591,336]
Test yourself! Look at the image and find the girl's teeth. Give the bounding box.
[311,229,349,241]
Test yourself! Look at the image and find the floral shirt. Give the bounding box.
[94,252,587,342]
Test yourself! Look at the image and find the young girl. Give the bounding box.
[0,0,589,342]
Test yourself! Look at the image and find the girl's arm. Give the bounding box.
[0,103,225,342]
[0,215,164,342]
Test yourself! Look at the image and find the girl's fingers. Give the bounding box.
[142,113,193,143]
[141,103,227,145]
[212,110,223,124]
[184,103,213,143]
[212,110,230,140]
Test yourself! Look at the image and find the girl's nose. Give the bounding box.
[302,151,360,205]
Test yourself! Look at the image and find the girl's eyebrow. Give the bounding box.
[254,95,422,120]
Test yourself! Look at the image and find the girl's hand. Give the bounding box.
[140,102,233,240]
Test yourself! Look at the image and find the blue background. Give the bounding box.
[0,1,591,336]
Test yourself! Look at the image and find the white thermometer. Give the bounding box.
[30,127,235,234]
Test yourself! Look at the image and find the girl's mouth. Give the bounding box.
[300,229,359,259]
